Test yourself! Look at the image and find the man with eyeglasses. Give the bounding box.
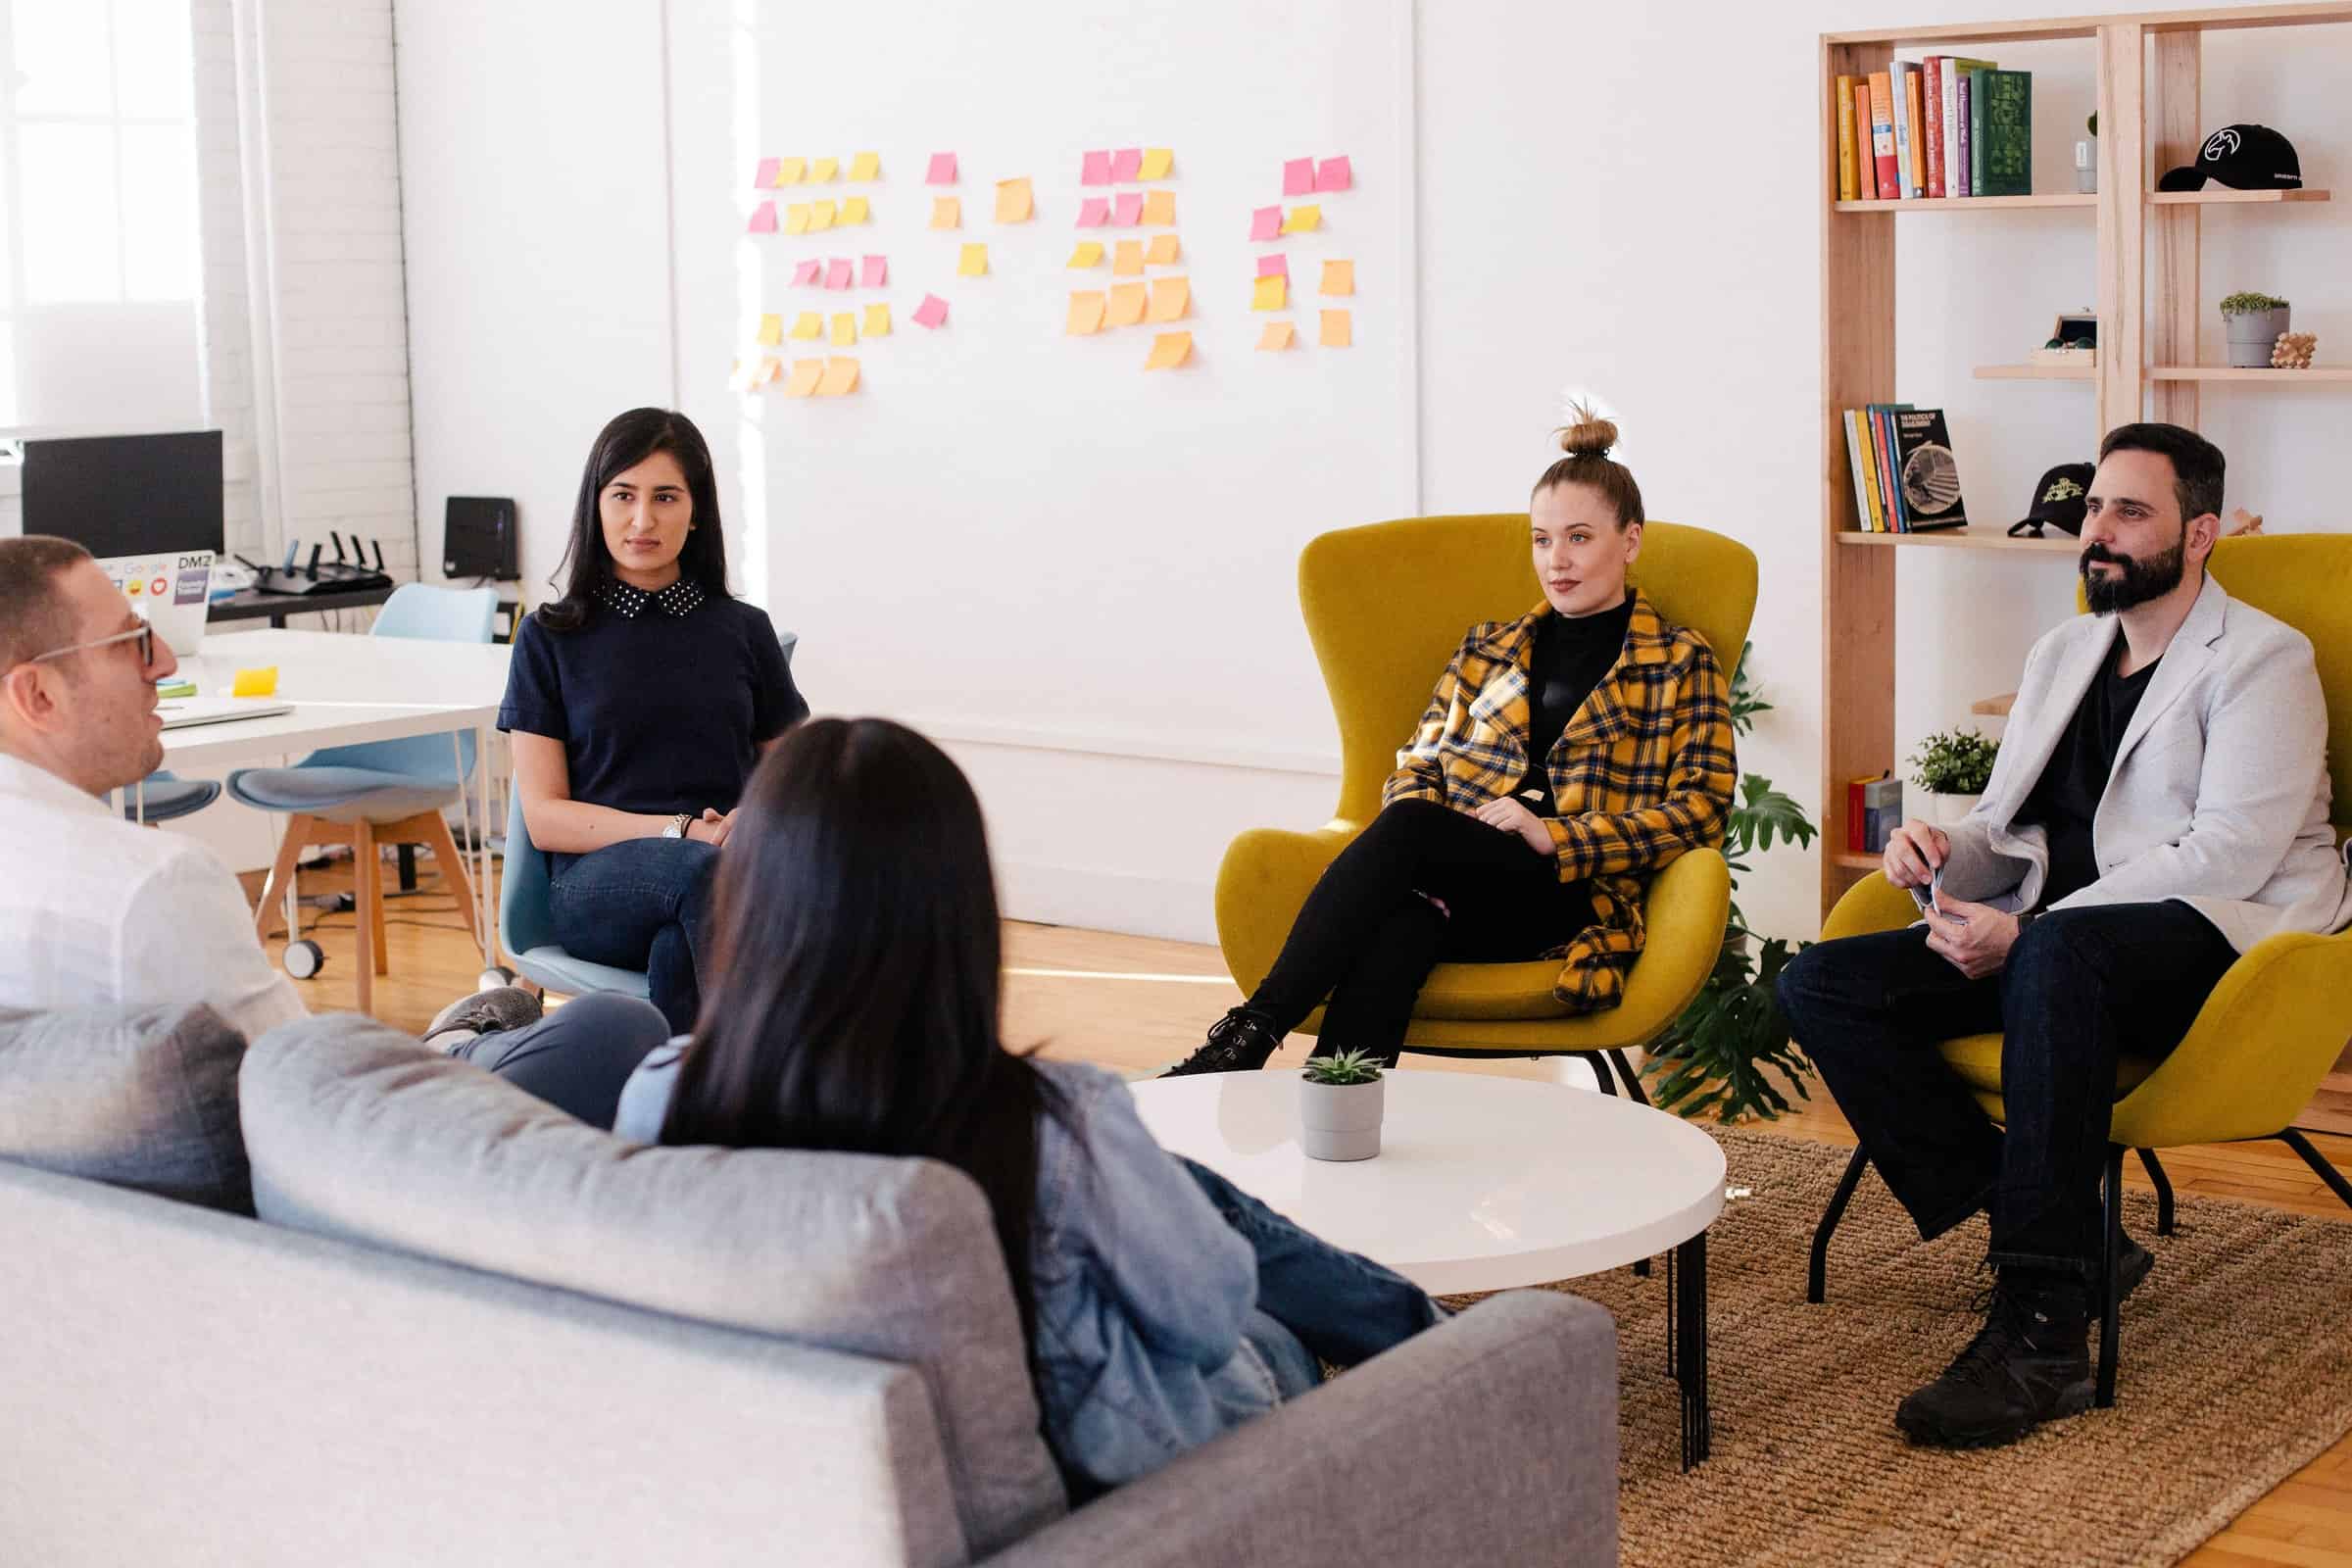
[1,536,669,1127]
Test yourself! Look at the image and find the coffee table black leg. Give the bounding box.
[1674,1232,1711,1470]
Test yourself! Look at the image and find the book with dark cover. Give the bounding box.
[1890,409,1968,531]
[1977,69,2032,195]
[1860,776,1903,854]
[1955,73,1973,196]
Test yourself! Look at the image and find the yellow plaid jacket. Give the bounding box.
[1382,592,1737,1011]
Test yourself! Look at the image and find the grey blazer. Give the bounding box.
[1938,573,2352,953]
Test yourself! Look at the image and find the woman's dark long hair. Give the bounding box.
[537,408,731,632]
[660,718,1054,1341]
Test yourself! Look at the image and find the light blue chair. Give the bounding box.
[498,789,653,1001]
[229,583,499,1011]
[122,770,221,824]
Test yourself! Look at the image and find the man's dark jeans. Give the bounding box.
[1776,900,2237,1280]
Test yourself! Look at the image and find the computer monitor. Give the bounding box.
[22,430,225,558]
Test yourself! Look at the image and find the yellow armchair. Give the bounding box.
[1803,534,2352,1409]
[1213,514,1759,1094]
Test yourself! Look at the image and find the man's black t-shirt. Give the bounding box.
[2015,644,2161,906]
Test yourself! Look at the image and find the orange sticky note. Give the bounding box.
[995,177,1034,222]
[1138,146,1174,179]
[784,359,824,397]
[841,195,870,224]
[1106,281,1148,326]
[1147,275,1189,323]
[809,199,837,230]
[1282,203,1321,234]
[850,150,880,181]
[1320,308,1351,347]
[1112,239,1145,276]
[1144,331,1192,369]
[1067,241,1105,268]
[786,204,811,234]
[755,356,783,386]
[930,195,961,229]
[776,157,807,186]
[817,357,859,396]
[1145,233,1180,266]
[958,242,988,277]
[756,313,783,345]
[791,311,823,340]
[1141,189,1176,226]
[1066,290,1107,335]
[1320,259,1354,297]
[231,665,279,698]
[810,156,840,182]
[830,312,858,346]
[863,303,892,337]
[1256,320,1296,351]
[1251,275,1287,311]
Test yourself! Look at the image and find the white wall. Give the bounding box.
[395,0,2352,951]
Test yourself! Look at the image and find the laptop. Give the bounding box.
[158,694,293,731]
[98,550,216,658]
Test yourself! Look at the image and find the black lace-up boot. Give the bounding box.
[1162,1007,1286,1077]
[1894,1268,2093,1448]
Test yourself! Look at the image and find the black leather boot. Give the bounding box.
[1163,1007,1285,1076]
[1894,1269,2093,1449]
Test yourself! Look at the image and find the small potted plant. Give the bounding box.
[1910,728,1999,826]
[1298,1049,1386,1162]
[2221,292,2291,368]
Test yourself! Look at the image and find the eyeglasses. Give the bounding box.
[28,622,156,669]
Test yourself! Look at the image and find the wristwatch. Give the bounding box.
[662,812,693,840]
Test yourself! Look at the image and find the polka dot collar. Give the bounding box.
[597,576,708,619]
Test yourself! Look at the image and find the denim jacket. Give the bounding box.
[613,1048,1268,1491]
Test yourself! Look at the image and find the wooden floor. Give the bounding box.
[244,850,2352,1566]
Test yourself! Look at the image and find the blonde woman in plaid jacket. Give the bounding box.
[1168,411,1737,1076]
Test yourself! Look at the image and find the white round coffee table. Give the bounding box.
[1130,1067,1726,1464]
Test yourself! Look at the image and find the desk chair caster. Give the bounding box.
[283,940,326,980]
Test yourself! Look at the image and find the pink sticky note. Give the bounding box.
[1250,205,1283,241]
[1316,155,1353,193]
[791,259,822,286]
[748,201,779,234]
[926,152,957,184]
[1283,157,1316,196]
[911,293,950,329]
[823,258,853,290]
[1077,197,1110,227]
[1081,150,1112,186]
[754,157,779,189]
[860,254,888,288]
[1257,254,1289,278]
[1113,192,1144,225]
[1110,147,1144,182]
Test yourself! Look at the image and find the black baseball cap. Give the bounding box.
[2158,124,2302,192]
[2008,462,2094,538]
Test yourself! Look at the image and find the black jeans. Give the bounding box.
[444,991,672,1129]
[1247,798,1597,1062]
[1776,900,2238,1280]
[548,838,721,1034]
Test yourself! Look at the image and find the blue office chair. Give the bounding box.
[498,789,653,1002]
[122,770,221,824]
[228,583,499,1013]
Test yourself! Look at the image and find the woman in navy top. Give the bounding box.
[499,408,808,1031]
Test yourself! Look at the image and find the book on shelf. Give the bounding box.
[1954,72,1973,196]
[1943,58,1995,195]
[1871,405,1907,530]
[1845,772,1901,855]
[1853,85,1879,198]
[1923,58,1945,198]
[1889,409,1969,531]
[1976,68,2032,196]
[1842,410,1881,532]
[1897,63,1927,198]
[1837,74,1858,201]
[1868,72,1898,199]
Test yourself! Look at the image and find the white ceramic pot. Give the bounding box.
[1298,1073,1385,1162]
[1922,790,1983,827]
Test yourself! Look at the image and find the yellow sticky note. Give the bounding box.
[818,357,859,396]
[995,177,1034,222]
[1145,233,1180,266]
[1067,241,1105,268]
[756,313,783,345]
[786,204,811,234]
[1145,330,1192,369]
[809,200,837,230]
[231,666,279,698]
[1256,320,1296,351]
[842,195,870,224]
[1320,308,1351,347]
[1147,275,1189,323]
[830,312,858,347]
[850,150,880,181]
[1282,204,1321,234]
[1320,259,1354,297]
[863,303,892,337]
[1106,281,1148,326]
[930,195,960,229]
[776,157,807,185]
[1251,274,1287,311]
[810,157,840,182]
[1066,290,1107,335]
[958,242,988,277]
[1139,147,1174,179]
[1141,189,1176,226]
[791,311,824,340]
[1112,239,1145,276]
[785,359,824,397]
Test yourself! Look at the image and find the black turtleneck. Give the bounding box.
[1513,593,1637,815]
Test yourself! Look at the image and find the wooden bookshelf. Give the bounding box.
[1818,4,2350,919]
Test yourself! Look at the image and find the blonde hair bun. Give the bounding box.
[1554,401,1618,461]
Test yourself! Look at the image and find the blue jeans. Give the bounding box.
[548,838,721,1034]
[1777,900,2238,1279]
[1182,1156,1445,1395]
[445,992,672,1129]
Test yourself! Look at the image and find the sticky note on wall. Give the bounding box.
[1139,147,1174,179]
[1256,253,1288,278]
[1320,309,1351,347]
[851,151,880,181]
[1251,274,1287,311]
[809,200,838,230]
[1082,150,1112,185]
[995,178,1034,222]
[926,152,958,184]
[1106,282,1148,326]
[1147,275,1189,322]
[791,312,824,339]
[1320,259,1354,296]
[1283,157,1316,195]
[785,359,823,397]
[811,157,840,182]
[754,157,779,189]
[1066,290,1107,335]
[1077,198,1110,228]
[1145,233,1180,266]
[1113,192,1144,225]
[931,196,960,229]
[824,258,853,290]
[1316,155,1352,192]
[864,303,892,337]
[756,313,783,345]
[958,243,989,276]
[1068,241,1105,268]
[841,196,869,224]
[818,358,859,396]
[911,293,950,328]
[1281,204,1320,234]
[786,204,811,234]
[791,259,821,285]
[1112,240,1145,276]
[1144,330,1192,369]
[860,255,888,288]
[1250,205,1282,241]
[748,201,777,234]
[1256,320,1296,351]
[1110,147,1143,182]
[777,157,807,185]
[1141,189,1175,226]
[831,313,858,346]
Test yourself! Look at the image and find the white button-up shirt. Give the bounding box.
[0,751,306,1041]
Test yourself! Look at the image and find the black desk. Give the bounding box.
[208,584,397,627]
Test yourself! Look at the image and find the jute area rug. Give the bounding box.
[1441,1128,2352,1568]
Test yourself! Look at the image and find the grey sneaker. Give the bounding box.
[423,986,543,1052]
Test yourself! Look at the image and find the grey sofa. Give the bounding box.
[0,1006,1621,1566]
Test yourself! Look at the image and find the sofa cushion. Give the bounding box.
[239,1014,1066,1556]
[0,1003,251,1213]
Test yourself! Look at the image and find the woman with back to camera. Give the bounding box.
[610,718,1444,1494]
[499,408,808,1034]
[1166,407,1737,1075]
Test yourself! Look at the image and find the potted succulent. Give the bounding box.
[1298,1049,1386,1162]
[1910,728,2000,825]
[2221,292,2291,368]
